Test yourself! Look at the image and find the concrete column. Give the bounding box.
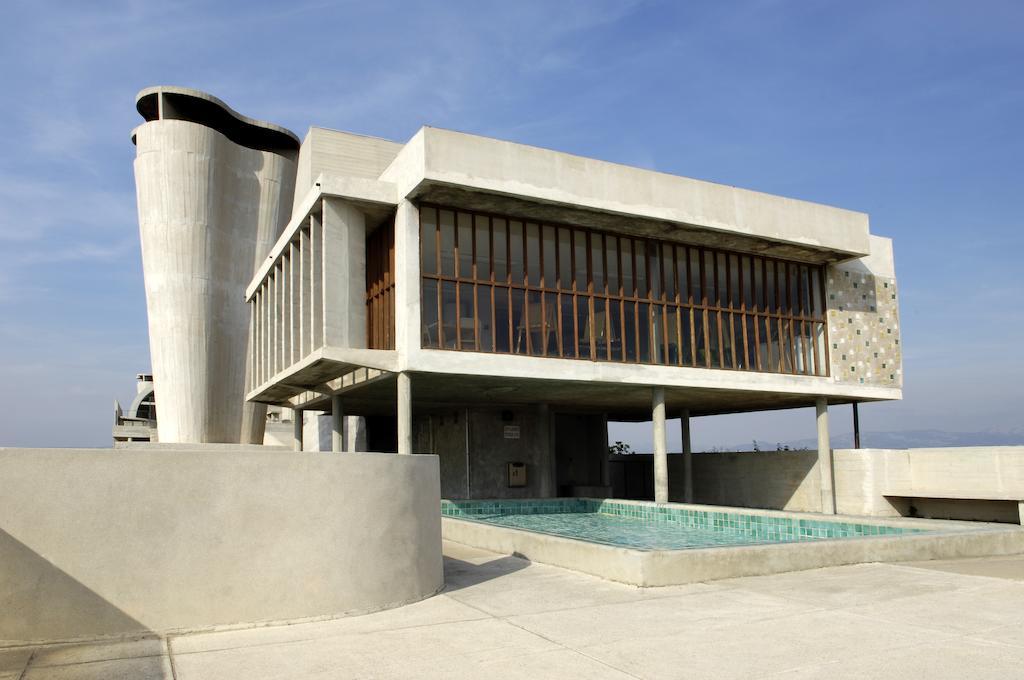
[292,409,303,452]
[652,387,668,504]
[397,372,412,455]
[1018,501,1023,526]
[331,395,344,452]
[681,408,693,504]
[816,398,836,514]
[600,413,611,491]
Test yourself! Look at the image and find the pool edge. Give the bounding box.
[441,506,1024,587]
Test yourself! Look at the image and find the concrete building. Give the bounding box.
[132,86,902,510]
[112,373,157,443]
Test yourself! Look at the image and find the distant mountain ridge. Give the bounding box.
[736,429,1024,452]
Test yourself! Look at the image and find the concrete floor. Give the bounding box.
[4,541,1024,679]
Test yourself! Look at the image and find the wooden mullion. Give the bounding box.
[571,229,579,359]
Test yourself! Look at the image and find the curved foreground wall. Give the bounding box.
[0,449,442,643]
[133,86,298,443]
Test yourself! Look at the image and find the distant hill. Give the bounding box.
[736,429,1024,452]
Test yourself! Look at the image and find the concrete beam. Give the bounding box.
[653,387,668,504]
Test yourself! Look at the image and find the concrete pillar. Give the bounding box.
[681,409,693,504]
[652,387,668,504]
[816,398,835,514]
[293,409,303,452]
[1018,501,1023,526]
[600,413,611,491]
[397,372,412,455]
[331,395,344,453]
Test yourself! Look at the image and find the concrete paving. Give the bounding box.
[4,541,1023,679]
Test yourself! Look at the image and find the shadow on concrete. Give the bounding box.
[0,528,152,644]
[441,554,530,593]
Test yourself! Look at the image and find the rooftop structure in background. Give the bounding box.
[131,86,902,511]
[112,373,156,443]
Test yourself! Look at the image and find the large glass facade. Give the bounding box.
[419,204,829,376]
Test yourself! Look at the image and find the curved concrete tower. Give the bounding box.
[133,86,298,443]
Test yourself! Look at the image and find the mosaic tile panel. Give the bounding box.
[826,263,902,388]
[441,498,926,551]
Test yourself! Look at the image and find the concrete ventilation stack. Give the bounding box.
[132,86,299,443]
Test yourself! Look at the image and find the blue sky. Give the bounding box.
[0,0,1021,448]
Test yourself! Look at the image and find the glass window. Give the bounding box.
[621,239,634,298]
[574,229,588,291]
[441,281,457,349]
[422,279,438,348]
[560,293,576,358]
[577,295,591,358]
[542,225,556,288]
[475,215,490,280]
[477,285,493,352]
[439,210,455,277]
[509,221,524,284]
[623,302,637,362]
[418,204,829,377]
[457,212,473,278]
[591,232,605,294]
[421,207,437,275]
[459,282,475,349]
[593,297,608,359]
[493,218,508,282]
[525,223,540,286]
[494,287,510,353]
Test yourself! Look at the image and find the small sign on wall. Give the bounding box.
[508,462,527,488]
[503,425,520,440]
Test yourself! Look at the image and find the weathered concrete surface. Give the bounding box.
[382,127,872,260]
[635,446,1024,521]
[7,542,1023,679]
[0,448,442,644]
[134,106,296,443]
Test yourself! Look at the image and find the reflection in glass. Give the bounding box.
[459,282,475,349]
[493,218,508,282]
[475,215,490,280]
[542,226,556,288]
[527,290,543,356]
[593,297,608,359]
[560,293,576,359]
[477,285,493,352]
[422,279,438,348]
[494,287,510,353]
[624,302,637,362]
[526,223,540,286]
[441,281,457,349]
[510,221,524,283]
[544,292,558,355]
[457,212,473,278]
[577,295,591,359]
[421,207,437,275]
[440,210,455,277]
[510,288,525,354]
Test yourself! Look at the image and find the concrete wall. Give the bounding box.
[414,406,556,499]
[292,127,403,213]
[134,118,295,443]
[614,447,1024,522]
[0,448,442,644]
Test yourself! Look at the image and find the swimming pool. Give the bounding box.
[441,498,921,551]
[440,498,1016,586]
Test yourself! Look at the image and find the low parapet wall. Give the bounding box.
[0,448,442,644]
[618,446,1024,521]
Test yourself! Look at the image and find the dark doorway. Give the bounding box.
[365,415,397,453]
